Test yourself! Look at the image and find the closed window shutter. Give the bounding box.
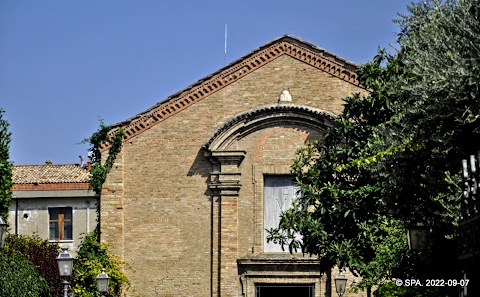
[264,175,297,252]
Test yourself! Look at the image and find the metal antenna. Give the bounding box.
[224,24,227,66]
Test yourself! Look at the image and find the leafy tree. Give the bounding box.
[268,51,412,291]
[376,0,478,228]
[0,108,12,219]
[73,230,129,297]
[0,251,51,297]
[366,1,479,292]
[270,0,479,293]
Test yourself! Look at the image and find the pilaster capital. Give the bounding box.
[205,150,246,197]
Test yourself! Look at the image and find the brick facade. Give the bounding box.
[100,36,368,297]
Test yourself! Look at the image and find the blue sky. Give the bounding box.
[1,0,413,165]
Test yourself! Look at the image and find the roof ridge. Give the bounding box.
[14,163,83,167]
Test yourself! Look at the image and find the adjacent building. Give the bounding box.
[10,163,96,253]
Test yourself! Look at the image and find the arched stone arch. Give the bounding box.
[203,104,336,152]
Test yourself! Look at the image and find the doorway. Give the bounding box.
[255,284,314,297]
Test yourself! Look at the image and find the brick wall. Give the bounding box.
[101,54,366,297]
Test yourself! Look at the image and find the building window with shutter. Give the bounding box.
[49,207,72,241]
[264,175,301,252]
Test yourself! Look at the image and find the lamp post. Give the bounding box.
[334,270,348,297]
[406,226,428,251]
[56,246,74,297]
[96,268,110,297]
[0,216,7,249]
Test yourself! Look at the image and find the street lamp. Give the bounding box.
[56,246,74,297]
[406,226,428,251]
[0,216,7,249]
[334,270,348,297]
[96,268,110,297]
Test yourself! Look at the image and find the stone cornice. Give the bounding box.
[205,150,246,197]
[99,35,360,151]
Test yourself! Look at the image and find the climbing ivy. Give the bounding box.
[83,121,125,236]
[77,121,129,296]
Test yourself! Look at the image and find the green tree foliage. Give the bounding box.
[374,282,448,297]
[375,0,477,235]
[364,0,477,233]
[398,0,480,151]
[270,1,478,293]
[4,235,63,296]
[366,1,478,292]
[0,108,12,219]
[268,51,412,289]
[0,251,51,297]
[73,230,129,297]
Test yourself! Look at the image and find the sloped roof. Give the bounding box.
[99,35,362,151]
[13,164,91,184]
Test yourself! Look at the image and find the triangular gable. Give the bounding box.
[99,35,362,151]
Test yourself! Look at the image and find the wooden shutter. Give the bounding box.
[264,175,296,252]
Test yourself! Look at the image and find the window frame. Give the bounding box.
[48,207,73,241]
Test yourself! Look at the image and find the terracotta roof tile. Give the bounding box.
[13,164,91,184]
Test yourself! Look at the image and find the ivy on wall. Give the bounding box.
[83,121,125,236]
[77,121,128,297]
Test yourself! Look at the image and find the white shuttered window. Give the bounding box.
[264,175,300,252]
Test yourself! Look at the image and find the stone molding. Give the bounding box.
[238,258,323,297]
[205,150,246,196]
[238,257,322,275]
[204,104,335,151]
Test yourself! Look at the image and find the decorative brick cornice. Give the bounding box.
[13,182,90,191]
[99,35,361,151]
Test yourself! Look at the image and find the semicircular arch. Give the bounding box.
[203,104,336,151]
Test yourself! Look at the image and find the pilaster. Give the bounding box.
[206,150,246,297]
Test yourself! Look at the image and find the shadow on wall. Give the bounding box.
[187,148,212,197]
[187,148,210,178]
